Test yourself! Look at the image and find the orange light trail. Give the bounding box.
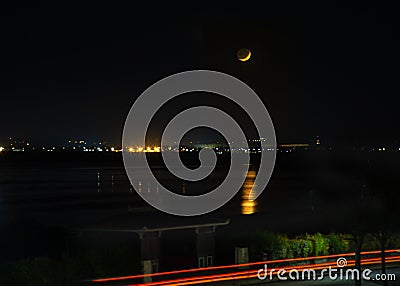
[160,258,400,286]
[129,256,400,286]
[92,249,399,283]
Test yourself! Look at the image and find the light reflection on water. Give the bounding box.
[241,170,257,215]
[130,170,259,215]
[0,166,262,222]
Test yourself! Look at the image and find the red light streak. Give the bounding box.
[130,256,400,286]
[91,249,400,284]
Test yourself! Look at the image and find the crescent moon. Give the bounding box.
[237,48,251,62]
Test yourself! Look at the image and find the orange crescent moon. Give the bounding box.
[237,49,251,62]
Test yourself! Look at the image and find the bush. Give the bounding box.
[326,233,350,254]
[290,238,313,258]
[305,233,329,256]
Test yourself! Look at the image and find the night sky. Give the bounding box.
[1,2,399,147]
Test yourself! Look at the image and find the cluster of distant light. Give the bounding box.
[1,137,400,153]
[0,146,123,152]
[127,146,161,153]
[0,145,396,153]
[0,138,123,153]
[125,145,276,154]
